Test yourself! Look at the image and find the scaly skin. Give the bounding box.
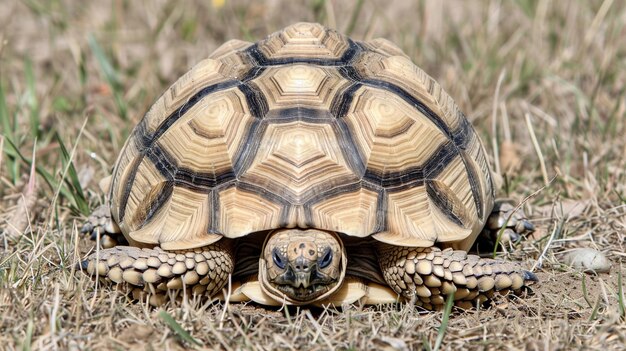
[82,240,234,306]
[81,204,126,249]
[80,202,536,308]
[376,244,537,310]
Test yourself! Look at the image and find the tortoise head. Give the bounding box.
[260,229,346,304]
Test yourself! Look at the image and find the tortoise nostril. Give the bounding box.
[294,257,310,271]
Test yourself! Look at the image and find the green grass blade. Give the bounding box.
[56,133,90,215]
[581,274,592,308]
[87,35,120,88]
[79,51,88,102]
[88,34,127,120]
[618,267,625,318]
[2,137,80,213]
[422,336,432,351]
[0,80,13,141]
[0,80,19,183]
[20,318,33,351]
[589,295,602,321]
[311,0,327,24]
[433,294,454,351]
[24,59,40,139]
[158,310,202,347]
[344,0,364,36]
[492,225,506,258]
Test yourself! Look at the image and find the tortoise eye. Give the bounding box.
[318,248,333,269]
[272,248,286,269]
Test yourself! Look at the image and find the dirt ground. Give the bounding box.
[0,1,624,350]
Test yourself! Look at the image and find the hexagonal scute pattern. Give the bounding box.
[352,53,466,132]
[256,22,350,61]
[308,187,380,237]
[158,88,254,176]
[344,86,449,176]
[239,122,359,202]
[255,65,344,110]
[110,22,494,251]
[217,186,284,238]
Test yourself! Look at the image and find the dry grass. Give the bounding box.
[1,0,625,350]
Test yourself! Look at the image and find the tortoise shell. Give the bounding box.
[109,23,495,252]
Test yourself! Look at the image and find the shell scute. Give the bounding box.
[110,23,493,250]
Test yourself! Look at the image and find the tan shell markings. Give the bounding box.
[109,22,493,251]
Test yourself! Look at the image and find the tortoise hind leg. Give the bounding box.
[81,175,126,248]
[81,204,126,249]
[376,244,537,310]
[475,200,535,252]
[82,240,234,306]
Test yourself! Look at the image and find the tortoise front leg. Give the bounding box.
[376,244,537,310]
[82,240,234,305]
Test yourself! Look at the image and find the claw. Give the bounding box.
[523,221,535,232]
[78,260,89,271]
[81,222,94,234]
[506,229,521,244]
[480,199,536,253]
[81,204,122,248]
[523,270,538,282]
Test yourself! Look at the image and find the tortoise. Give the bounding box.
[81,22,536,308]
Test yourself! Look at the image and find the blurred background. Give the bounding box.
[0,1,624,349]
[2,1,623,204]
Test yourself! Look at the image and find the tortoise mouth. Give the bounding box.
[272,266,338,301]
[275,281,335,301]
[259,229,347,304]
